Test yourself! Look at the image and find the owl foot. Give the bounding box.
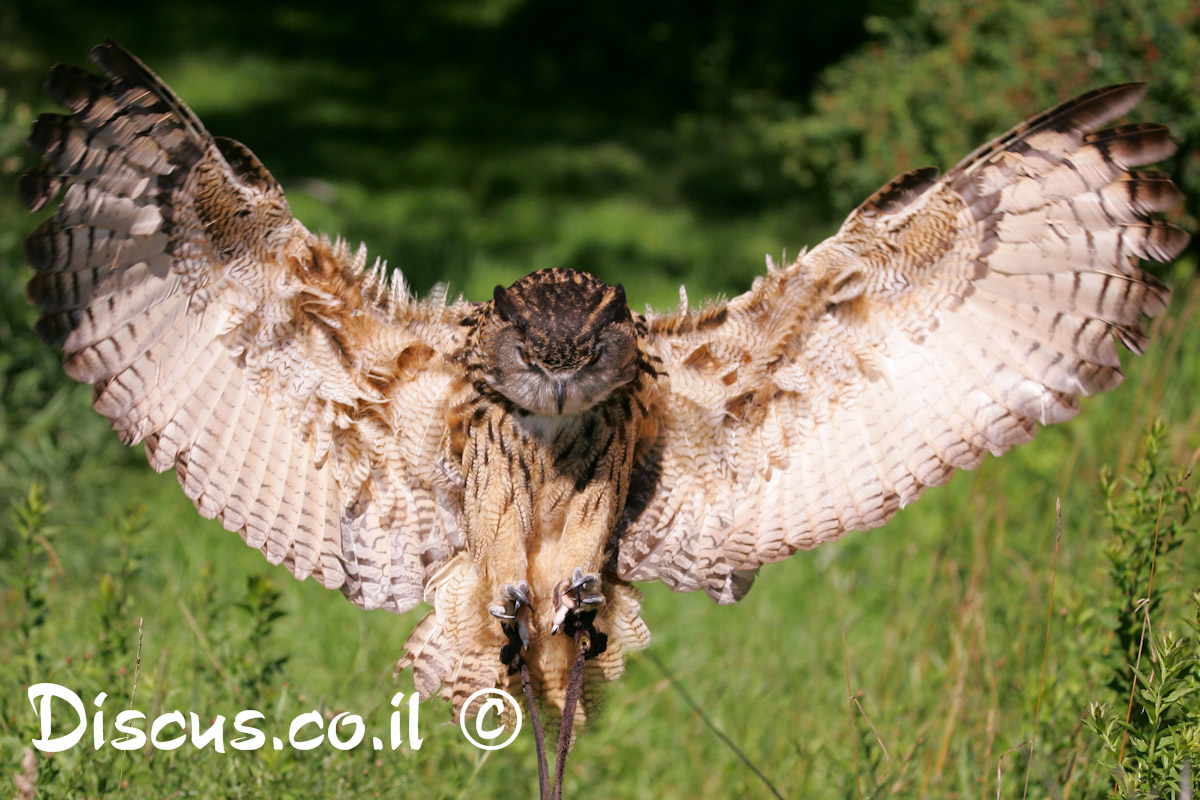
[489,581,532,649]
[551,568,603,634]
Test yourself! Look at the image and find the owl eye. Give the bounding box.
[517,346,534,367]
[586,346,605,366]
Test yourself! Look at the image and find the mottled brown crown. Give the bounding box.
[493,268,630,370]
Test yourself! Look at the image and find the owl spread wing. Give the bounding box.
[22,41,471,614]
[619,83,1190,604]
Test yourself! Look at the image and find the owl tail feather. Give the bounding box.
[396,555,507,721]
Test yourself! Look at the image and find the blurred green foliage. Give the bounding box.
[1086,597,1200,799]
[1,1,1199,798]
[1099,421,1196,701]
[771,0,1200,246]
[1081,424,1200,799]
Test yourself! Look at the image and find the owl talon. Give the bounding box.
[504,580,532,608]
[490,581,533,648]
[551,568,603,634]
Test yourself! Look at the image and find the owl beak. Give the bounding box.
[555,380,566,414]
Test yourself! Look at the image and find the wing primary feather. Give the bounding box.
[627,83,1185,595]
[24,42,468,614]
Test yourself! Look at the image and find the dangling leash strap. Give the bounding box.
[550,627,590,800]
[504,614,604,800]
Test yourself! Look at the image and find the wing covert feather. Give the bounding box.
[23,41,471,613]
[622,83,1188,603]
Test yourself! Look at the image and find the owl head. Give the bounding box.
[480,268,640,416]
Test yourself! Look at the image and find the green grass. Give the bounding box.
[2,8,1200,799]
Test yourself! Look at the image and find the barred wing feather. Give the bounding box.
[22,41,470,614]
[620,83,1189,604]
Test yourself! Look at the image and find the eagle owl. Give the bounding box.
[23,42,1190,726]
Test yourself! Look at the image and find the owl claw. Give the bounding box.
[505,580,533,608]
[490,581,532,649]
[551,568,603,634]
[487,604,513,620]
